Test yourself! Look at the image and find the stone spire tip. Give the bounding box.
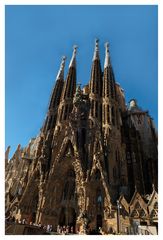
[56,56,66,80]
[93,38,100,61]
[69,45,78,68]
[105,42,109,51]
[104,41,110,68]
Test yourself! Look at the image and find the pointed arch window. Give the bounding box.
[99,103,102,122]
[96,188,103,210]
[64,104,68,120]
[131,209,139,218]
[150,209,158,218]
[132,152,136,163]
[63,181,69,200]
[127,152,131,163]
[91,100,94,117]
[139,209,146,218]
[135,201,141,210]
[62,169,76,201]
[95,169,101,180]
[154,202,158,210]
[113,167,117,181]
[95,101,98,118]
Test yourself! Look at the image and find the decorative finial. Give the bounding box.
[104,41,110,68]
[73,45,78,51]
[61,56,66,68]
[95,38,99,45]
[135,185,137,192]
[69,45,78,67]
[105,42,109,52]
[152,183,155,192]
[56,56,66,80]
[93,38,100,61]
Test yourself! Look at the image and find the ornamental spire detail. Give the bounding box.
[93,38,100,61]
[69,45,78,68]
[104,42,110,68]
[56,56,66,80]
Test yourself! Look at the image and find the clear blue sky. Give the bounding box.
[5,5,158,158]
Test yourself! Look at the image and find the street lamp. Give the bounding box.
[116,200,122,234]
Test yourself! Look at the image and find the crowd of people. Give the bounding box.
[6,217,105,235]
[6,217,53,233]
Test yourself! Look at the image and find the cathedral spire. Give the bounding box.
[93,38,100,61]
[104,42,110,68]
[89,38,102,96]
[56,56,66,80]
[89,39,102,123]
[56,46,77,124]
[102,42,118,130]
[69,45,78,68]
[42,56,65,133]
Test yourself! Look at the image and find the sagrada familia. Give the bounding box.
[5,39,158,235]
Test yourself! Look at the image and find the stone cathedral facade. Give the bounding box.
[5,40,158,234]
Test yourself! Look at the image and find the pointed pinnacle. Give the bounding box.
[56,56,66,80]
[60,56,66,69]
[69,45,78,68]
[105,42,109,52]
[93,38,100,61]
[104,41,110,68]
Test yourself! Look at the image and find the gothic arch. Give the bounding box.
[61,169,76,201]
[57,138,75,163]
[96,188,103,211]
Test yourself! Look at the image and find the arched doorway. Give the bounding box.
[68,208,76,232]
[96,214,102,229]
[59,207,66,226]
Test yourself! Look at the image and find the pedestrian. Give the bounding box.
[22,219,26,224]
[62,225,66,234]
[57,224,60,233]
[49,225,53,232]
[47,224,50,232]
[43,225,47,231]
[60,226,63,234]
[66,225,69,234]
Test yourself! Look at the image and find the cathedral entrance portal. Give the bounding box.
[59,207,76,231]
[96,214,102,229]
[68,208,76,232]
[59,207,66,226]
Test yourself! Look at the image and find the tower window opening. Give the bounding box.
[60,106,64,121]
[95,101,98,118]
[107,105,110,123]
[111,106,115,125]
[67,76,71,98]
[96,189,103,210]
[91,100,94,117]
[47,116,52,130]
[99,103,102,122]
[64,104,68,120]
[113,167,117,180]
